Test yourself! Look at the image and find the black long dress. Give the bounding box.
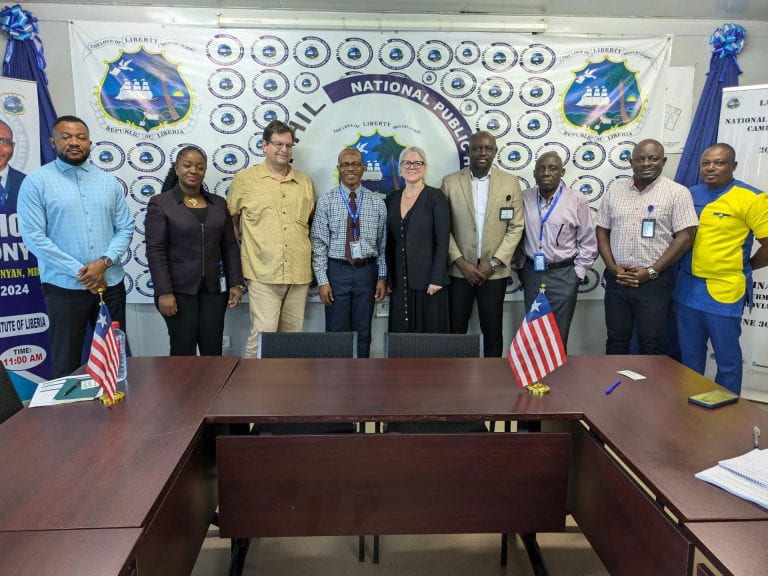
[386,186,450,333]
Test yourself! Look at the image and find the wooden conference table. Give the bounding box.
[208,356,768,576]
[2,355,767,575]
[0,356,239,576]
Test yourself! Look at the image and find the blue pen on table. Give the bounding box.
[605,379,622,395]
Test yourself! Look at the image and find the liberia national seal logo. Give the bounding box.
[562,57,643,135]
[346,131,406,195]
[98,47,192,132]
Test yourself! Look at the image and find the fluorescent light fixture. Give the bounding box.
[216,15,548,34]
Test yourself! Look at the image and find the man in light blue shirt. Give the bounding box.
[18,115,134,377]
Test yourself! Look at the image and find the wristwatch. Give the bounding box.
[100,256,113,268]
[647,267,659,280]
[490,258,503,272]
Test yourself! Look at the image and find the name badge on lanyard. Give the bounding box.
[218,260,227,293]
[535,184,563,270]
[641,204,655,238]
[341,188,363,258]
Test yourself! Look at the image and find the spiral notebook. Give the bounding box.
[695,448,768,510]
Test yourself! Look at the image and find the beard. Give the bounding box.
[57,147,90,166]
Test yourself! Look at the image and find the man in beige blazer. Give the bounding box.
[441,131,524,357]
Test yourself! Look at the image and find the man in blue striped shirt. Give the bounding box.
[18,116,134,377]
[311,147,387,358]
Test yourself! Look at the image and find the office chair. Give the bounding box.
[256,331,358,436]
[383,332,488,434]
[0,363,23,425]
[244,332,364,562]
[257,331,358,360]
[375,332,497,564]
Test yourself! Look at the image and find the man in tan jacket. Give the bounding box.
[441,131,524,357]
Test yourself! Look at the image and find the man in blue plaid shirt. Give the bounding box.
[311,148,387,357]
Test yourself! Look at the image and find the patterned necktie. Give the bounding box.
[345,189,357,264]
[0,176,6,207]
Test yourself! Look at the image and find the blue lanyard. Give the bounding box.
[339,186,363,240]
[536,183,563,247]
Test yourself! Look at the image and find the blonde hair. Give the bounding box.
[399,146,428,178]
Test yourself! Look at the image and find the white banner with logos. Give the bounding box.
[718,84,768,402]
[69,22,671,303]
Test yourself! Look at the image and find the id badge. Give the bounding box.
[350,241,363,260]
[533,253,546,272]
[219,275,227,293]
[641,218,656,238]
[500,207,515,220]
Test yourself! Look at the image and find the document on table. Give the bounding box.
[29,374,103,407]
[695,448,768,510]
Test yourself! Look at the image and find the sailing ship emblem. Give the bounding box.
[562,57,643,135]
[346,131,406,194]
[98,47,192,132]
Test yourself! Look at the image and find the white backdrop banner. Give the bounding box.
[69,22,671,303]
[718,84,768,402]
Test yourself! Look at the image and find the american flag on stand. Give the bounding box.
[508,290,566,388]
[86,302,119,402]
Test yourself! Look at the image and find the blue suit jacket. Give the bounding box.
[2,166,26,213]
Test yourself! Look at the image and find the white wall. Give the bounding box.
[11,4,768,357]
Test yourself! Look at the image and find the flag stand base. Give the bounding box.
[526,383,551,396]
[99,391,126,407]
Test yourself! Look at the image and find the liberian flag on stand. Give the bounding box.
[86,302,119,402]
[508,290,566,387]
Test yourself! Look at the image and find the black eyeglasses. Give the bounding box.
[400,160,425,168]
[0,137,13,146]
[339,162,363,169]
[268,141,294,150]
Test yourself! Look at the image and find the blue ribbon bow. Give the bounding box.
[710,23,746,60]
[0,4,48,82]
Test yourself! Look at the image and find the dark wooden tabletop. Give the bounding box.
[207,355,768,523]
[207,357,582,422]
[1,529,141,576]
[553,355,768,522]
[0,355,238,531]
[685,521,768,576]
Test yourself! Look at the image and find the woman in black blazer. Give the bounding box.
[145,145,244,355]
[386,146,451,333]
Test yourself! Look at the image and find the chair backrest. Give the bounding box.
[257,332,358,359]
[0,363,23,425]
[384,332,483,358]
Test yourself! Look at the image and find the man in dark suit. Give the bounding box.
[0,120,27,213]
[441,131,524,357]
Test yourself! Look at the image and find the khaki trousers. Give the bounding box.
[244,279,309,358]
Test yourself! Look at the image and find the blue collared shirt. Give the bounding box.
[18,158,134,289]
[310,184,387,286]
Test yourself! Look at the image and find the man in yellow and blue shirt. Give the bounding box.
[674,143,768,394]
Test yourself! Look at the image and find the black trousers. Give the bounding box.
[43,282,127,378]
[449,276,507,357]
[603,269,674,355]
[160,280,228,356]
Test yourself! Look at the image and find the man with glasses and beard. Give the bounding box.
[227,120,316,358]
[17,115,134,377]
[311,147,387,358]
